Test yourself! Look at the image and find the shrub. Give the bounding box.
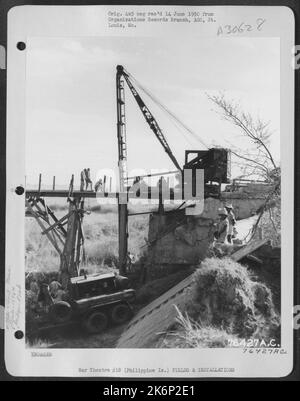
[185,257,279,339]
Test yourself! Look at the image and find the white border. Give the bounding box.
[5,5,295,378]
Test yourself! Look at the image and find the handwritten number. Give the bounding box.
[217,19,265,36]
[257,18,266,31]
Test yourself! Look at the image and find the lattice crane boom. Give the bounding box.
[117,65,181,171]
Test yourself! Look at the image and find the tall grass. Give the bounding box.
[162,306,240,348]
[25,200,149,273]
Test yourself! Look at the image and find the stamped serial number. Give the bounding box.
[228,338,279,348]
[217,18,266,36]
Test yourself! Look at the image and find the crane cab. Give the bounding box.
[184,148,231,197]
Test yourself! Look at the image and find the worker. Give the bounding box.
[48,280,66,302]
[131,176,148,198]
[224,203,237,243]
[214,208,229,244]
[94,178,103,192]
[126,251,135,273]
[84,168,93,191]
[131,176,141,197]
[133,176,141,185]
[80,170,85,191]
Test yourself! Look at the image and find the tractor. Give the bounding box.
[47,272,135,334]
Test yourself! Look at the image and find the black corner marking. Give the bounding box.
[16,41,26,51]
[15,186,24,195]
[14,330,24,340]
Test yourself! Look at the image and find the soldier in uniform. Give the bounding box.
[84,168,93,191]
[94,178,103,192]
[224,203,237,243]
[214,208,229,244]
[80,170,85,191]
[126,251,135,273]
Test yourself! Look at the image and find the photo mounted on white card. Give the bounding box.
[5,5,294,377]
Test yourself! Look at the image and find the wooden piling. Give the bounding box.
[38,173,42,194]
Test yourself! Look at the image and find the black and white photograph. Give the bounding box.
[4,4,295,378]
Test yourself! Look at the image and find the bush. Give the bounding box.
[185,257,279,340]
[259,204,281,247]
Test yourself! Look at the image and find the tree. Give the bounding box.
[207,93,279,183]
[207,93,280,243]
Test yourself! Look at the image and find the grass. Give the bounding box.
[259,204,281,247]
[27,323,125,349]
[185,257,279,341]
[160,257,280,348]
[162,306,241,348]
[25,199,149,273]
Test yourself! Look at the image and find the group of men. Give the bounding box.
[214,203,237,244]
[80,169,104,193]
[80,168,93,191]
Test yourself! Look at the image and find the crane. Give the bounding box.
[117,65,181,170]
[116,65,183,274]
[116,65,230,275]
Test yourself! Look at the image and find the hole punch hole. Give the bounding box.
[16,42,26,51]
[14,330,24,340]
[15,186,24,195]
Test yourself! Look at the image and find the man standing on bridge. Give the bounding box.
[84,168,93,191]
[80,170,85,191]
[94,178,103,192]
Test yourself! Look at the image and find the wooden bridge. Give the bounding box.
[25,187,178,200]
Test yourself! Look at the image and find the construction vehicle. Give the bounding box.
[45,272,135,334]
[116,65,231,274]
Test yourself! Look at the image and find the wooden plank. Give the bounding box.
[117,282,192,348]
[26,200,62,255]
[38,198,68,237]
[41,211,72,235]
[60,199,80,288]
[230,239,268,262]
[126,273,194,329]
[38,173,42,193]
[45,206,68,237]
[25,187,179,200]
[33,199,65,247]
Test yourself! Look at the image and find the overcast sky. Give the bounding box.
[25,36,280,187]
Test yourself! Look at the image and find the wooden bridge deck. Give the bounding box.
[25,188,177,200]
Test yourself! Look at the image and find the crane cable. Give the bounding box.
[125,70,209,149]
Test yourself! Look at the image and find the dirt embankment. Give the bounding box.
[117,255,280,348]
[184,258,279,340]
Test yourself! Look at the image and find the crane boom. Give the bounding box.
[117,65,181,171]
[116,65,181,276]
[116,66,129,276]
